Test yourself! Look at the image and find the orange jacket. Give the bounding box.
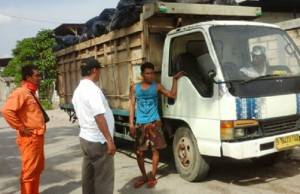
[1,85,46,135]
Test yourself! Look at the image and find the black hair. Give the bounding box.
[21,65,38,81]
[140,62,154,73]
[80,58,101,77]
[80,65,92,77]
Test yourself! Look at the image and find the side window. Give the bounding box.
[169,32,215,97]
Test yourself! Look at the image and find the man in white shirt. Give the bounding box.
[72,58,116,194]
[240,45,268,78]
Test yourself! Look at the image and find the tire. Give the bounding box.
[173,126,209,182]
[251,151,289,166]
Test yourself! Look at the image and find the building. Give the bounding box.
[0,58,15,108]
[240,0,300,23]
[240,0,300,51]
[277,18,300,49]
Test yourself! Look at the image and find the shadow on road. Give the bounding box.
[208,153,300,186]
[41,181,81,194]
[116,138,300,187]
[117,176,171,194]
[0,125,82,194]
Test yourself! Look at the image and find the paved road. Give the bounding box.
[1,109,300,194]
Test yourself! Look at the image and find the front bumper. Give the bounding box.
[222,130,300,159]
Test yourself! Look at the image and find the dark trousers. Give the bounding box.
[80,138,114,194]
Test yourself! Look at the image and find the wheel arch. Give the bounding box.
[163,118,191,139]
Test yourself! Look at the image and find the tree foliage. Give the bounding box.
[2,29,57,108]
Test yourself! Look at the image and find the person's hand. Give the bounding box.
[129,123,136,138]
[173,71,185,80]
[107,141,116,156]
[19,128,32,137]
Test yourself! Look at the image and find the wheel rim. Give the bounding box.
[176,137,194,169]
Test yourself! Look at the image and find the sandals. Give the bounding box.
[134,177,148,188]
[133,176,157,188]
[147,178,157,188]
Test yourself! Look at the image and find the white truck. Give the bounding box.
[57,2,300,181]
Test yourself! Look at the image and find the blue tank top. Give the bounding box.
[135,82,160,124]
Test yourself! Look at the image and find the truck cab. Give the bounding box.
[161,20,300,181]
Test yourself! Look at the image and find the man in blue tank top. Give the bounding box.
[129,62,183,188]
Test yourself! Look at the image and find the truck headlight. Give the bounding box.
[234,128,245,138]
[221,120,259,140]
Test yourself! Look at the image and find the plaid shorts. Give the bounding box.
[135,121,167,151]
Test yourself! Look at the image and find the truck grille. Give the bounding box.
[260,115,300,136]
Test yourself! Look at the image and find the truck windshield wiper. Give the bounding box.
[241,74,280,84]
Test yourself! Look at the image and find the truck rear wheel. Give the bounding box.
[173,126,209,182]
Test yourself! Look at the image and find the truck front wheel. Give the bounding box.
[173,126,210,182]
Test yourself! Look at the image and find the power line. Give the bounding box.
[0,13,62,24]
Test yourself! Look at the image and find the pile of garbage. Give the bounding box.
[54,0,237,51]
[176,0,236,4]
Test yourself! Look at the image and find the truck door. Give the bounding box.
[161,30,222,181]
[162,30,217,107]
[161,30,221,157]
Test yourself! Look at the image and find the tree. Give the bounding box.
[2,37,38,82]
[2,29,57,109]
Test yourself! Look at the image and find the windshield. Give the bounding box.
[210,25,300,81]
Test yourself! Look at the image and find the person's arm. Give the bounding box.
[88,88,116,155]
[157,71,184,99]
[129,84,136,138]
[94,114,116,155]
[1,90,31,136]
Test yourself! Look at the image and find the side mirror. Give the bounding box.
[208,70,229,85]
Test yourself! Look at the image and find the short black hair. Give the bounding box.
[141,62,154,73]
[21,65,39,81]
[80,58,102,76]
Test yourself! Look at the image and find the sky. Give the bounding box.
[0,0,119,58]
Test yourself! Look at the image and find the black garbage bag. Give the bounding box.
[213,0,237,5]
[175,0,210,3]
[116,0,136,9]
[135,0,159,5]
[109,0,148,31]
[175,0,236,4]
[85,29,94,39]
[54,35,64,45]
[110,0,176,31]
[92,8,116,36]
[84,9,116,38]
[52,44,65,51]
[109,5,142,31]
[116,0,160,9]
[86,16,99,29]
[92,20,109,36]
[62,35,79,47]
[79,33,89,42]
[84,16,99,38]
[99,8,116,21]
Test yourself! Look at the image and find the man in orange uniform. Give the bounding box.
[1,65,46,194]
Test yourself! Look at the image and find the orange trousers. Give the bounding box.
[17,134,44,194]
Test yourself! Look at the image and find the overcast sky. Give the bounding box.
[0,0,119,58]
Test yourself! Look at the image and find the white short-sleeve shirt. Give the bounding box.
[240,65,266,78]
[72,79,114,143]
